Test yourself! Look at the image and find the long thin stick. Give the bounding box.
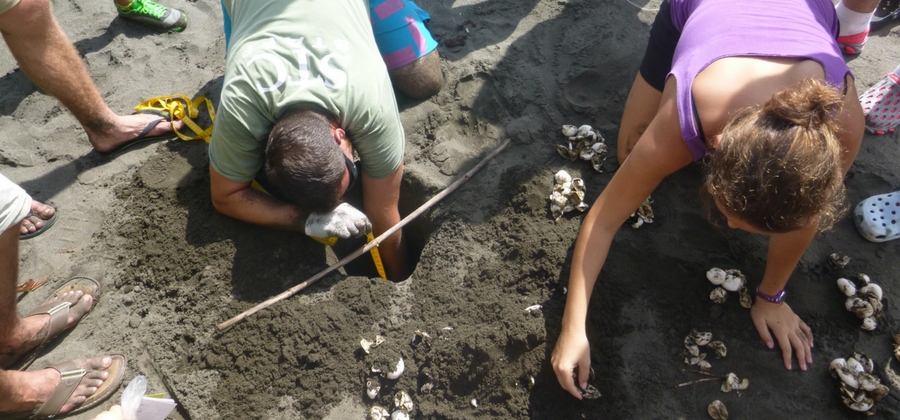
[218,138,511,331]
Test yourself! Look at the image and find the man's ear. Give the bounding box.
[332,127,347,145]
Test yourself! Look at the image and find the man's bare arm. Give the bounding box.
[362,164,409,280]
[209,165,307,230]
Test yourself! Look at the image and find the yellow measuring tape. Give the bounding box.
[134,95,216,142]
[366,232,388,281]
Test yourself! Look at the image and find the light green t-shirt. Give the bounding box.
[210,0,404,183]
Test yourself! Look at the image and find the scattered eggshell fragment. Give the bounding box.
[470,398,478,408]
[837,278,857,297]
[710,287,727,304]
[390,410,410,420]
[861,317,877,331]
[369,406,390,420]
[386,358,405,380]
[708,400,728,420]
[690,330,712,346]
[721,275,743,293]
[859,284,883,301]
[857,273,871,285]
[524,304,543,314]
[707,268,726,285]
[366,378,381,400]
[708,341,727,358]
[738,286,752,309]
[579,384,602,399]
[394,391,414,412]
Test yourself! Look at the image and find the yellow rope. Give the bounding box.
[134,95,216,142]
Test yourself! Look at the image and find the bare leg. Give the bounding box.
[0,356,112,414]
[0,225,93,369]
[0,0,180,153]
[388,49,443,100]
[617,73,663,165]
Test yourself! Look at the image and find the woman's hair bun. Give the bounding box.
[761,77,842,129]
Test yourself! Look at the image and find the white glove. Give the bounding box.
[305,203,372,239]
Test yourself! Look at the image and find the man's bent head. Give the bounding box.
[264,109,345,214]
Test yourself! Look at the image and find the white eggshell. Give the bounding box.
[721,275,742,292]
[706,268,726,285]
[836,278,857,297]
[386,358,405,380]
[860,284,883,301]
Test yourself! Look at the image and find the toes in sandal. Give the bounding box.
[10,277,101,371]
[31,355,127,419]
[854,191,900,242]
[860,73,900,135]
[19,210,58,240]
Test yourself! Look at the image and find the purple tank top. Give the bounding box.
[668,0,851,162]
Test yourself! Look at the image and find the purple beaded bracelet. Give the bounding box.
[755,286,786,304]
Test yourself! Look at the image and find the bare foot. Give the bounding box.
[87,113,185,153]
[19,200,55,236]
[0,356,113,414]
[0,289,94,368]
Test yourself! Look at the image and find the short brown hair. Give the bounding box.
[264,109,344,214]
[702,77,848,233]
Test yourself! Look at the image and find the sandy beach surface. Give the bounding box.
[3,0,900,418]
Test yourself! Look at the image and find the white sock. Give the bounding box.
[836,1,875,36]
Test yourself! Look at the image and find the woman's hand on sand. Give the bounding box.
[750,300,813,371]
[551,328,591,399]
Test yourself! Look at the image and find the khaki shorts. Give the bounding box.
[0,173,31,233]
[0,0,19,16]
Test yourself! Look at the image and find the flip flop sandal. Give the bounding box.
[101,116,175,155]
[9,277,102,371]
[19,210,58,240]
[854,191,900,242]
[26,355,127,419]
[859,73,900,135]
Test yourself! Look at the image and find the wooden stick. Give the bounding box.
[217,138,511,331]
[677,377,720,388]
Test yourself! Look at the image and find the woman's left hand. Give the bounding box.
[750,300,813,371]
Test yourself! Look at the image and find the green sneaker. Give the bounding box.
[117,0,187,32]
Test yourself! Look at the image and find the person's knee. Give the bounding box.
[389,49,443,100]
[0,0,53,35]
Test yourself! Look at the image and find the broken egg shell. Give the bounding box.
[828,252,851,270]
[721,373,740,392]
[872,384,890,402]
[837,278,857,297]
[861,317,877,331]
[554,170,572,185]
[829,358,847,376]
[524,304,542,314]
[690,330,713,346]
[591,153,606,173]
[846,357,865,375]
[575,201,589,212]
[850,300,875,319]
[854,353,874,373]
[836,368,860,389]
[859,284,883,301]
[857,273,871,286]
[561,124,579,137]
[857,372,881,391]
[366,378,381,400]
[721,275,744,293]
[394,390,414,412]
[845,397,875,413]
[708,400,728,420]
[708,341,727,358]
[738,286,752,309]
[390,410,410,420]
[572,178,585,192]
[685,343,700,357]
[710,287,727,304]
[470,398,478,408]
[579,384,602,399]
[707,268,727,285]
[698,359,712,372]
[386,358,405,380]
[369,406,390,420]
[576,125,593,138]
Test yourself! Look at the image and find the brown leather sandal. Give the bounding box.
[30,355,127,419]
[10,277,101,371]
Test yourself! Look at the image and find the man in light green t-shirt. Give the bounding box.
[209,0,441,280]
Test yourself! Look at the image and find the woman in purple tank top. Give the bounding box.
[551,0,865,398]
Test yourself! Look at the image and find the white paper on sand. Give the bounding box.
[135,396,177,420]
